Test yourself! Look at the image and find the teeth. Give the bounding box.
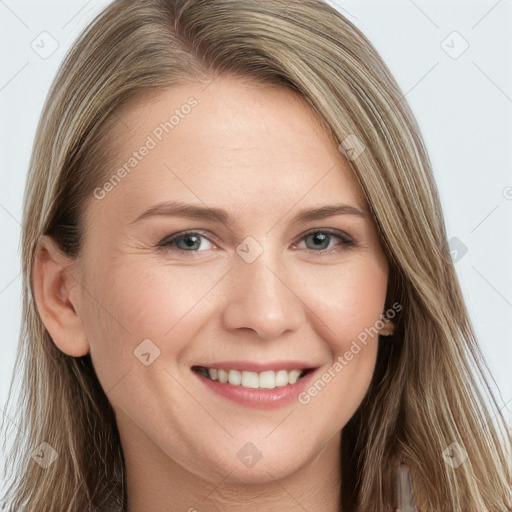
[259,370,275,389]
[201,367,307,389]
[288,369,302,384]
[228,369,242,385]
[241,371,259,388]
[275,370,288,387]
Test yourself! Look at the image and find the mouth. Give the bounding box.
[191,365,315,390]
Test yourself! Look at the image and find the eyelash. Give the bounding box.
[156,229,356,256]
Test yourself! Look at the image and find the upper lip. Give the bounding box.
[192,361,318,372]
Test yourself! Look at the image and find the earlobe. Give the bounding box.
[31,235,90,357]
[378,317,395,337]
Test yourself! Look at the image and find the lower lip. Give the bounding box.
[193,370,318,410]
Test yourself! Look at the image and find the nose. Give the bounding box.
[220,250,303,341]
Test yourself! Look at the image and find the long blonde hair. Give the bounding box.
[2,1,510,510]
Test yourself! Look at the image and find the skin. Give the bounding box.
[33,75,393,511]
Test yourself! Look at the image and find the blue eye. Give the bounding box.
[157,231,214,252]
[156,229,355,255]
[299,229,355,253]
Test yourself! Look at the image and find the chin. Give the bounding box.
[191,436,317,485]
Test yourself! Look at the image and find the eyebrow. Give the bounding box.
[130,200,368,227]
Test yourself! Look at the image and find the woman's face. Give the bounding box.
[73,76,389,485]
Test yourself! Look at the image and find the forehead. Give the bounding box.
[88,76,366,227]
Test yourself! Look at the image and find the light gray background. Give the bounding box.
[1,0,511,497]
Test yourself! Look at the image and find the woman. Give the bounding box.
[1,0,510,510]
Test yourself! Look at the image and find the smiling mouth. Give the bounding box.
[192,366,315,390]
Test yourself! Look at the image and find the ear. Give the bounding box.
[32,235,90,357]
[378,316,395,337]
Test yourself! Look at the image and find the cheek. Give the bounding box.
[292,260,387,430]
[80,258,229,385]
[302,258,386,377]
[299,255,388,354]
